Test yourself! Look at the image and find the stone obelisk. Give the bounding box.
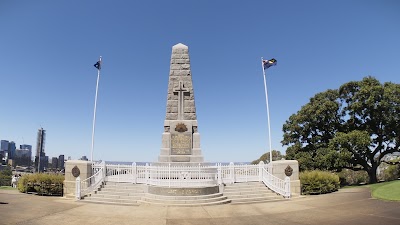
[158,43,204,163]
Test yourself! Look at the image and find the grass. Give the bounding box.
[369,180,400,201]
[0,186,17,190]
[343,180,400,201]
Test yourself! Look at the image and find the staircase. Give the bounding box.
[223,182,287,204]
[138,192,230,206]
[82,181,287,206]
[82,182,145,206]
[82,182,230,206]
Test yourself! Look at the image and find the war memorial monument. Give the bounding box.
[158,43,203,163]
[63,43,300,205]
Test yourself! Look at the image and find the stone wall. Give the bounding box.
[270,160,301,196]
[63,160,93,198]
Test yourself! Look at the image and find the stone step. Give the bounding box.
[81,199,140,206]
[105,182,141,186]
[224,192,278,198]
[96,191,144,196]
[224,187,271,192]
[138,198,231,207]
[224,183,266,188]
[102,185,144,190]
[89,194,142,201]
[225,182,265,186]
[104,183,145,188]
[143,192,223,200]
[141,195,228,204]
[84,196,139,204]
[223,189,274,194]
[100,187,145,193]
[230,197,288,205]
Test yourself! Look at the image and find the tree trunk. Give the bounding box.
[368,167,378,184]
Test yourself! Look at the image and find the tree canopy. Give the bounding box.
[282,76,400,183]
[251,150,284,164]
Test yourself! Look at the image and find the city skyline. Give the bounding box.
[0,1,399,162]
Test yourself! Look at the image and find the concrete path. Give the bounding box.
[1,187,400,225]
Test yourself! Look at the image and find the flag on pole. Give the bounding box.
[94,61,101,70]
[263,58,277,70]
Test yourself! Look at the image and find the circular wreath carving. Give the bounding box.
[285,165,293,177]
[175,123,188,133]
[72,166,80,178]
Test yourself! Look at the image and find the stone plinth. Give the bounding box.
[63,160,93,198]
[148,185,219,196]
[270,160,301,196]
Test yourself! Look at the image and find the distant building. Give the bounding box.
[51,157,58,169]
[58,155,65,170]
[80,156,88,161]
[42,156,49,171]
[20,144,32,151]
[1,140,9,162]
[8,141,16,159]
[15,148,32,166]
[1,140,9,152]
[35,128,46,172]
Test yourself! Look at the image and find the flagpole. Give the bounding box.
[261,57,273,164]
[91,56,101,162]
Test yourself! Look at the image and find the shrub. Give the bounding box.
[17,173,64,195]
[0,166,12,186]
[382,164,400,181]
[337,169,369,186]
[300,170,340,195]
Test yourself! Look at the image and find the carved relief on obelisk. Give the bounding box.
[159,43,203,163]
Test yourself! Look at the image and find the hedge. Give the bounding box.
[337,169,369,186]
[17,173,64,195]
[300,170,340,195]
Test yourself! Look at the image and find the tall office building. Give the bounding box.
[35,128,46,172]
[0,140,9,162]
[20,144,32,151]
[58,155,65,170]
[15,148,32,166]
[8,141,16,159]
[16,144,32,166]
[1,140,9,151]
[51,157,58,170]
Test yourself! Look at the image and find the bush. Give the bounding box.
[300,170,340,195]
[0,178,11,186]
[0,166,12,186]
[382,164,400,181]
[337,169,369,186]
[17,173,64,195]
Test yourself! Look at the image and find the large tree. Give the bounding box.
[282,77,400,183]
[251,150,284,164]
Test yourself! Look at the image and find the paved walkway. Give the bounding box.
[1,187,400,225]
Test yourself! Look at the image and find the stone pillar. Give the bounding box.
[158,43,204,163]
[63,160,93,198]
[270,160,301,196]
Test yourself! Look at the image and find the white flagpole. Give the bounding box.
[91,56,101,162]
[261,57,273,163]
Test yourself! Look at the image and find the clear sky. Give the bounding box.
[0,0,399,163]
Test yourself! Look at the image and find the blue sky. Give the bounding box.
[1,1,399,162]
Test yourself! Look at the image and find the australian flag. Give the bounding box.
[94,60,101,70]
[263,58,277,70]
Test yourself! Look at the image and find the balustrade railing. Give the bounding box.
[76,161,105,200]
[261,166,291,198]
[75,161,291,199]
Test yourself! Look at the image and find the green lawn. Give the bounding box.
[369,180,400,201]
[341,180,400,201]
[0,186,17,190]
